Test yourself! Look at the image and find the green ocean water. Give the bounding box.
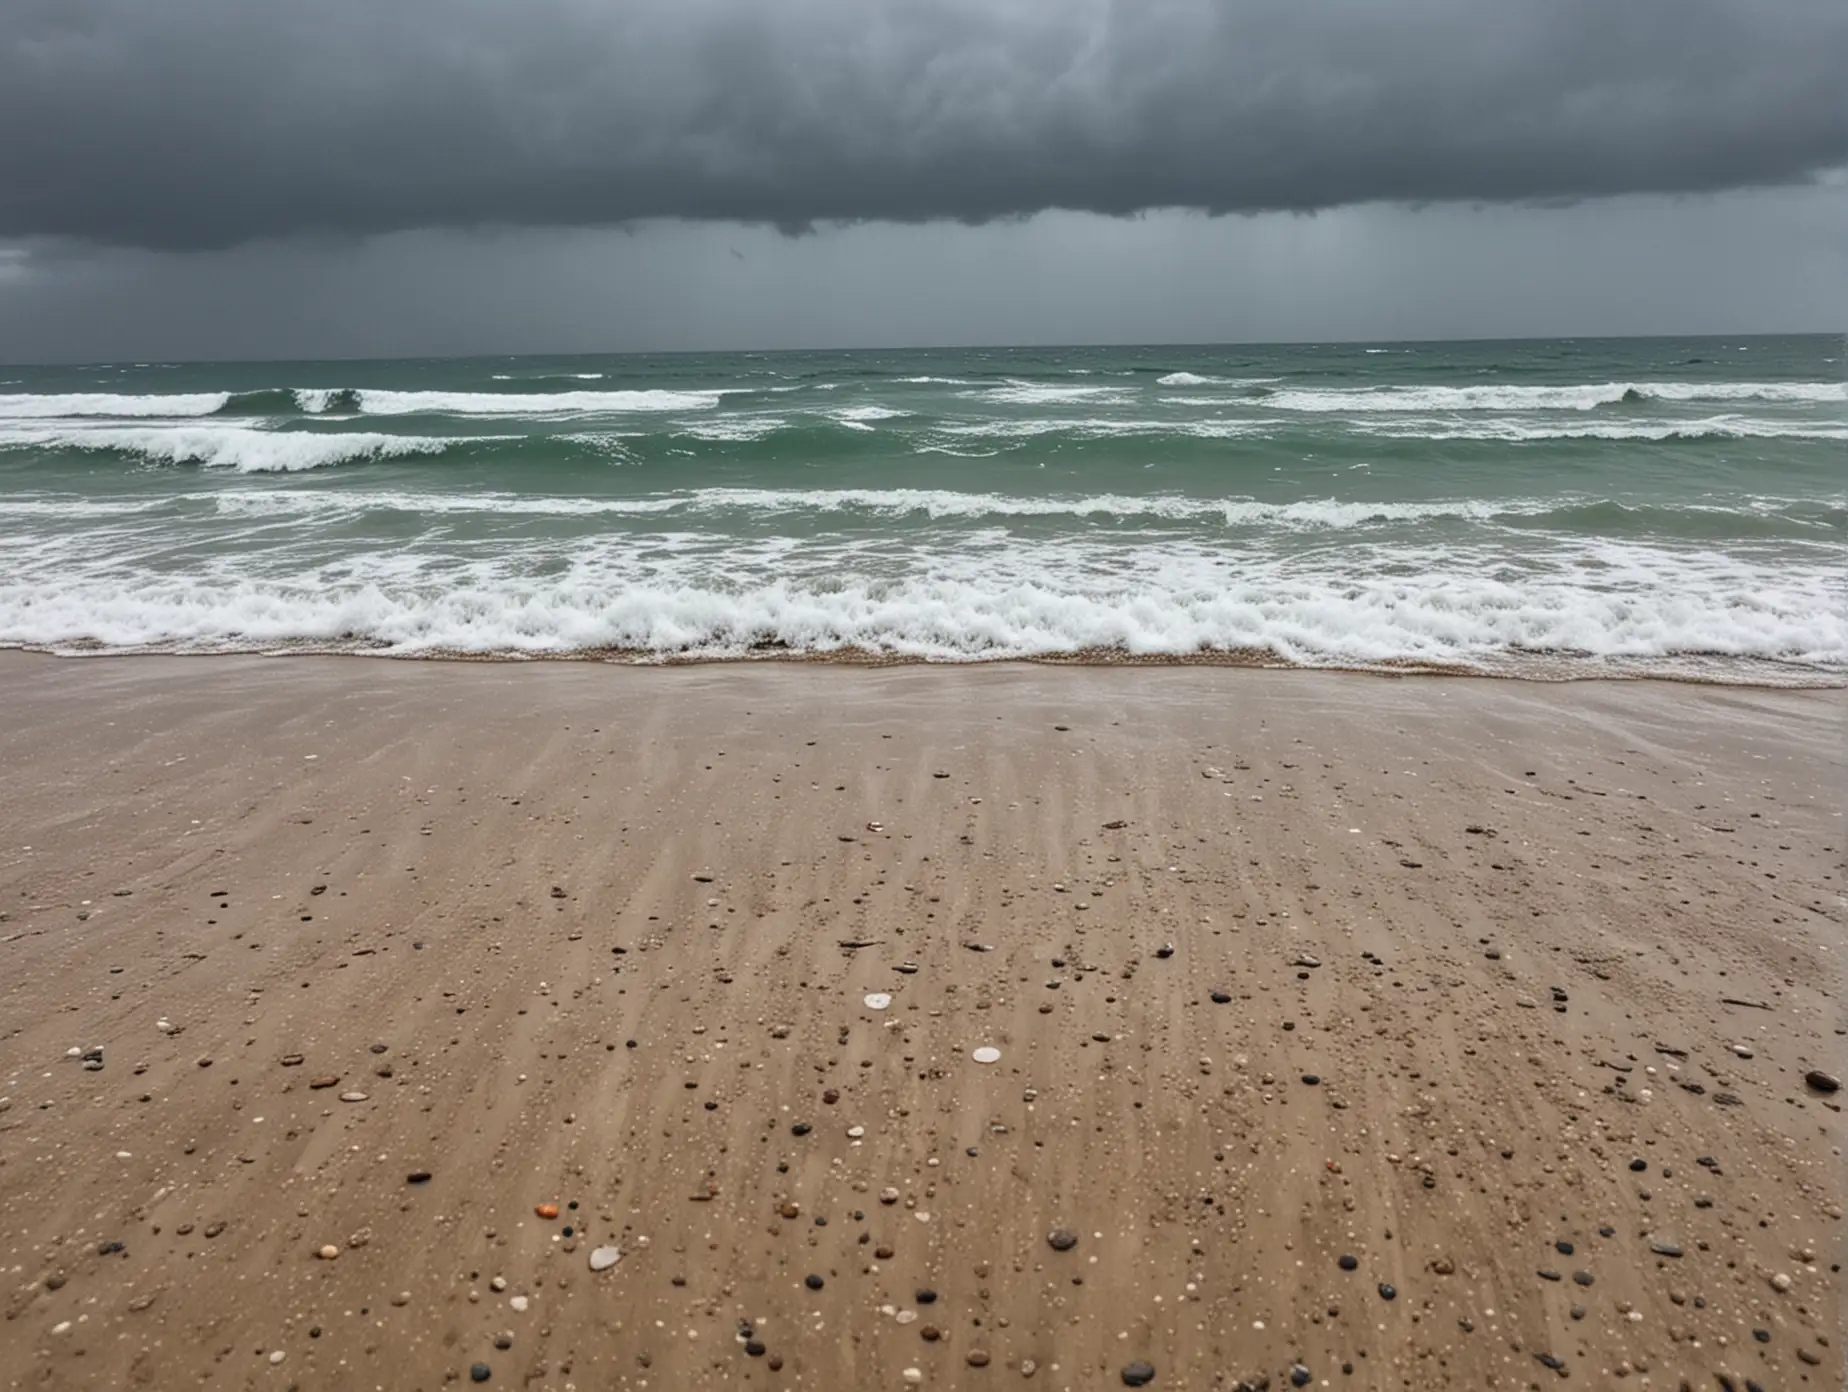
[0,335,1841,677]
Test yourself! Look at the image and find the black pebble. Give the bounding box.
[625,1039,637,1049]
[805,1274,824,1290]
[1537,1270,1561,1282]
[1301,1074,1321,1086]
[1378,1283,1397,1301]
[1573,1271,1593,1286]
[1555,1240,1573,1255]
[916,1288,938,1304]
[1537,1353,1565,1371]
[470,1365,492,1384]
[1121,1361,1157,1387]
[406,1171,432,1184]
[746,1340,766,1357]
[1598,1226,1616,1237]
[1753,1329,1770,1343]
[1629,1159,1646,1172]
[1210,991,1231,1004]
[791,1123,811,1136]
[1291,1366,1312,1387]
[1338,1254,1358,1271]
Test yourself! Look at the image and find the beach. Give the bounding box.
[0,653,1841,1390]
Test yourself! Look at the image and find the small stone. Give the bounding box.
[1649,1242,1684,1258]
[1628,1158,1646,1172]
[967,1351,991,1367]
[745,1340,766,1357]
[269,1351,285,1365]
[1805,1069,1841,1093]
[469,1364,491,1383]
[1573,1271,1594,1286]
[1121,1361,1156,1387]
[509,1295,529,1313]
[309,1075,339,1089]
[1378,1283,1397,1300]
[1301,1074,1321,1086]
[1047,1228,1079,1251]
[972,1046,1002,1064]
[791,1122,811,1136]
[316,1244,339,1260]
[489,1276,507,1291]
[1210,991,1231,1004]
[917,1288,938,1304]
[279,1054,304,1068]
[1290,1367,1312,1389]
[1770,1272,1792,1292]
[1338,1254,1358,1271]
[406,1171,432,1184]
[805,1274,824,1290]
[338,1091,368,1103]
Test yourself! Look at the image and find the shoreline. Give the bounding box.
[4,644,1843,689]
[1,654,1841,1389]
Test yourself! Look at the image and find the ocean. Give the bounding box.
[0,335,1841,681]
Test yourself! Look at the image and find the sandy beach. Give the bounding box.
[0,653,1840,1391]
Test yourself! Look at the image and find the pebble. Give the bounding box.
[338,1091,368,1103]
[863,993,892,1011]
[406,1171,432,1184]
[1805,1069,1841,1093]
[509,1295,529,1313]
[589,1246,621,1271]
[1649,1242,1684,1258]
[1047,1228,1079,1252]
[966,1351,990,1367]
[1337,1254,1357,1271]
[1210,991,1231,1004]
[972,1046,1002,1064]
[316,1244,339,1260]
[1770,1272,1792,1292]
[1378,1282,1397,1301]
[469,1364,491,1383]
[1290,1368,1312,1388]
[805,1274,825,1290]
[1121,1361,1156,1387]
[268,1351,285,1365]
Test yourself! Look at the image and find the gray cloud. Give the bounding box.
[2,0,1845,249]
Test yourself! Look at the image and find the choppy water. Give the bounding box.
[0,336,1842,679]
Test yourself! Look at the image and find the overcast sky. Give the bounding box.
[3,0,1844,361]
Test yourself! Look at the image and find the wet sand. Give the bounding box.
[0,654,1841,1391]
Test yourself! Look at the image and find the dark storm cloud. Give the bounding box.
[2,0,1845,249]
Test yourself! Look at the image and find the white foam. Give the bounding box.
[1156,372,1215,386]
[834,405,910,426]
[352,388,725,415]
[1357,415,1848,442]
[0,425,459,472]
[0,392,231,418]
[1264,381,1847,412]
[974,381,1130,406]
[2,560,1838,667]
